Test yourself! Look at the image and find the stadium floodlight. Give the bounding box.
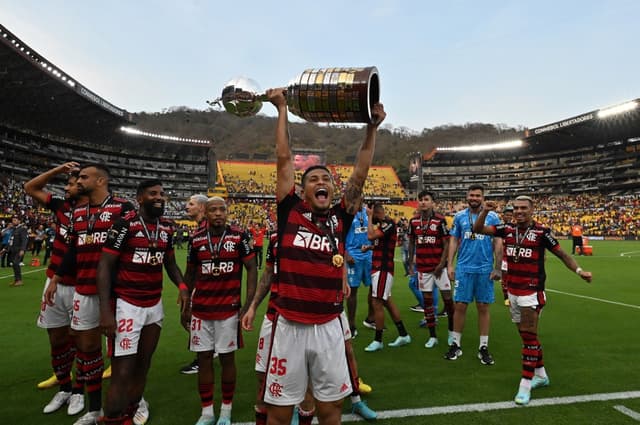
[597,101,638,119]
[437,139,523,152]
[120,126,211,145]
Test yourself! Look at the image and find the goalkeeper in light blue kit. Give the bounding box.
[445,184,502,365]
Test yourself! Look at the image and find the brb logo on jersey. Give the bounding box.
[78,231,108,245]
[201,261,234,275]
[506,246,533,259]
[133,249,165,265]
[293,228,336,254]
[417,235,437,244]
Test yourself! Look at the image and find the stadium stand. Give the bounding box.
[1,22,639,242]
[217,161,406,201]
[420,100,640,201]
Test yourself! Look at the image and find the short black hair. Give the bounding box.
[301,165,331,186]
[81,163,111,179]
[418,189,436,201]
[467,184,485,193]
[136,179,163,196]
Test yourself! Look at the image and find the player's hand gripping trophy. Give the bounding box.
[208,67,380,124]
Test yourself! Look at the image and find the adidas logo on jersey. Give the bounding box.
[135,231,145,238]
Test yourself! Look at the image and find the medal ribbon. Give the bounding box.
[420,211,433,233]
[206,228,227,260]
[468,209,479,240]
[138,216,160,249]
[314,216,339,256]
[514,224,533,262]
[85,195,112,240]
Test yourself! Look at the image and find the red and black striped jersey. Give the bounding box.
[491,221,560,295]
[371,216,397,273]
[102,214,175,307]
[408,212,450,273]
[188,224,254,320]
[44,193,75,285]
[275,189,354,325]
[264,232,278,320]
[69,196,135,295]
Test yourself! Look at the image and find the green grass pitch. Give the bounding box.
[1,240,639,424]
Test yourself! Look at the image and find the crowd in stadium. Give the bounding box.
[2,172,640,241]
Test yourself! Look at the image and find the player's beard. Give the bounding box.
[468,199,481,210]
[144,200,165,218]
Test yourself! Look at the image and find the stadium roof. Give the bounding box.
[523,99,640,153]
[0,23,132,142]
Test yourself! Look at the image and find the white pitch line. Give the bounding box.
[547,289,640,310]
[230,391,640,424]
[0,267,47,280]
[620,251,640,257]
[614,405,640,421]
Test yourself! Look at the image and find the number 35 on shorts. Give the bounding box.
[269,357,287,376]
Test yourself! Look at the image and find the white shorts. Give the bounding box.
[417,268,451,292]
[263,315,351,406]
[255,315,273,373]
[339,311,352,341]
[371,271,394,301]
[71,292,100,331]
[37,278,74,329]
[189,314,240,354]
[114,298,164,357]
[508,291,546,323]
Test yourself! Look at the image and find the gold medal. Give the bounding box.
[85,234,93,244]
[332,254,344,268]
[212,267,221,276]
[149,256,159,266]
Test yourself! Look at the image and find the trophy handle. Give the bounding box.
[255,90,288,102]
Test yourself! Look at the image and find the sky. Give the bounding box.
[1,0,639,132]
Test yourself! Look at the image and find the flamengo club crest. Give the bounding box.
[223,240,236,252]
[119,337,132,351]
[269,381,283,397]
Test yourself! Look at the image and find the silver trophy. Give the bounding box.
[209,67,380,124]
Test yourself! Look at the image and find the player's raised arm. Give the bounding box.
[473,200,498,235]
[24,161,80,205]
[268,88,294,202]
[344,103,386,214]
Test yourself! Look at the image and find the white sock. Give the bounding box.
[220,402,232,418]
[351,394,361,404]
[519,378,532,390]
[479,335,489,349]
[535,367,548,378]
[201,405,214,417]
[451,331,461,346]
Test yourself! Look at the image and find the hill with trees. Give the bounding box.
[132,107,524,185]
